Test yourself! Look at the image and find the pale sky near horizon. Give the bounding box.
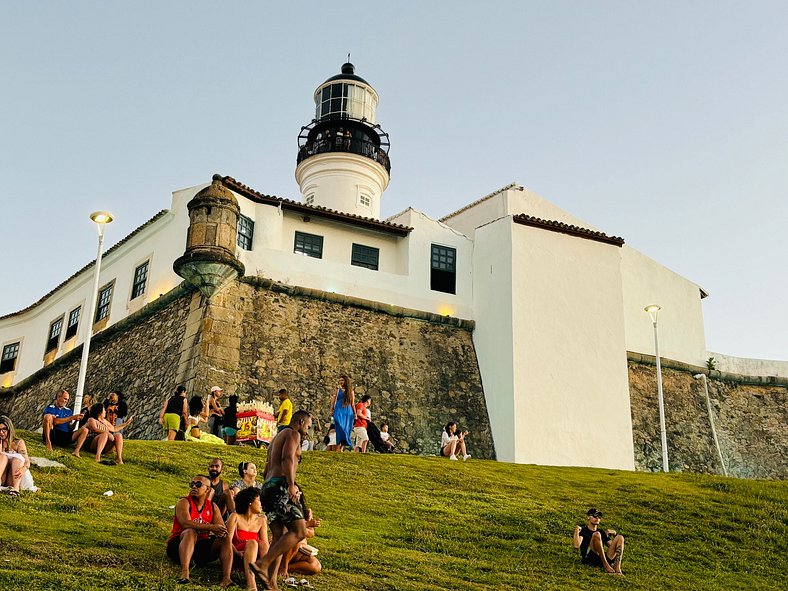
[1,2,786,360]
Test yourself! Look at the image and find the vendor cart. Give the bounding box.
[236,410,278,447]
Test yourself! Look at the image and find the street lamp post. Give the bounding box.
[73,211,114,416]
[645,304,669,472]
[693,373,728,477]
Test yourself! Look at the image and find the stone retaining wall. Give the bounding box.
[629,359,787,479]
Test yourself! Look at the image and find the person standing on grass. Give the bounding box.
[276,388,292,433]
[251,410,313,591]
[208,386,225,437]
[166,474,233,587]
[573,507,625,575]
[329,375,354,451]
[159,385,188,441]
[353,394,371,452]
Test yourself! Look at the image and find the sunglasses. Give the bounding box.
[188,481,205,489]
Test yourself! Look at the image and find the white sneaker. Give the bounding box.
[449,454,458,460]
[463,454,471,461]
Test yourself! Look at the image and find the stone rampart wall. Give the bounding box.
[0,286,193,441]
[629,358,787,479]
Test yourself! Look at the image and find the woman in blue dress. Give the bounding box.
[330,375,355,451]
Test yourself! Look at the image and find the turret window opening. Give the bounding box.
[45,317,63,353]
[294,231,323,259]
[0,342,20,374]
[237,215,255,250]
[359,194,371,208]
[95,282,114,323]
[64,307,81,340]
[430,244,457,295]
[317,83,374,121]
[305,194,315,206]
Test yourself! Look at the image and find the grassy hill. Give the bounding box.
[1,433,785,591]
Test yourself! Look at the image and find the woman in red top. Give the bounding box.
[226,486,269,591]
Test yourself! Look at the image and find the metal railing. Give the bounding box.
[297,136,390,173]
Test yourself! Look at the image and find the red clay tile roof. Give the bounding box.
[220,175,412,237]
[512,214,625,247]
[0,210,169,321]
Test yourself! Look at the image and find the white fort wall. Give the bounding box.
[472,217,516,462]
[508,220,635,470]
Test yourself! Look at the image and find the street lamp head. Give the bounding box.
[644,304,661,324]
[89,211,114,237]
[90,211,114,225]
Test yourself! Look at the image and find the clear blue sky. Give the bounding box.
[2,1,786,360]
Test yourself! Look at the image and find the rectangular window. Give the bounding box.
[294,231,323,259]
[46,318,63,353]
[359,194,371,207]
[430,244,457,294]
[64,307,81,340]
[95,283,114,323]
[237,215,254,250]
[131,261,149,300]
[0,342,20,374]
[351,243,379,271]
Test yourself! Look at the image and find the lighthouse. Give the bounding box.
[295,62,391,220]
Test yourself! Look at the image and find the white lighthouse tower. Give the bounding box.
[295,62,391,220]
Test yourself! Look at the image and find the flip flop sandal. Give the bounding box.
[8,490,20,498]
[284,577,299,588]
[298,579,313,588]
[176,578,191,584]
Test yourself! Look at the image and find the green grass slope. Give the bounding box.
[1,434,785,591]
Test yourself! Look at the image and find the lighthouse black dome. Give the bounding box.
[322,62,370,85]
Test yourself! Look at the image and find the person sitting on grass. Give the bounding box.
[440,421,471,461]
[72,402,133,464]
[0,415,30,498]
[42,389,85,451]
[227,462,263,514]
[185,396,225,445]
[226,486,270,591]
[573,507,625,575]
[379,423,395,451]
[280,487,322,585]
[167,474,232,587]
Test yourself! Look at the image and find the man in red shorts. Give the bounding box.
[166,474,233,586]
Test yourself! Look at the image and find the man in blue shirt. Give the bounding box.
[42,389,84,451]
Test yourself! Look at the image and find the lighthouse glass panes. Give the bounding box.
[316,83,376,122]
[237,215,254,250]
[46,317,63,353]
[0,342,20,374]
[430,244,457,294]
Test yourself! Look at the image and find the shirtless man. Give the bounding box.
[251,410,312,590]
[573,507,625,575]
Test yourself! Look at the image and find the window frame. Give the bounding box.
[0,341,20,374]
[430,244,457,295]
[351,243,380,271]
[64,306,81,341]
[45,316,64,354]
[237,214,255,251]
[294,231,324,259]
[95,281,115,323]
[130,260,150,300]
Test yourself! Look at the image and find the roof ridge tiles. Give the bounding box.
[512,214,625,247]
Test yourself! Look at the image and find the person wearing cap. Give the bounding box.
[207,386,225,437]
[276,388,293,433]
[573,507,625,574]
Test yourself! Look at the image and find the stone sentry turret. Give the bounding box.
[295,62,391,220]
[173,174,245,298]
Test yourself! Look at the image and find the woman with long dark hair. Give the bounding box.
[73,402,133,463]
[0,415,30,497]
[329,375,355,452]
[226,486,269,590]
[440,421,470,461]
